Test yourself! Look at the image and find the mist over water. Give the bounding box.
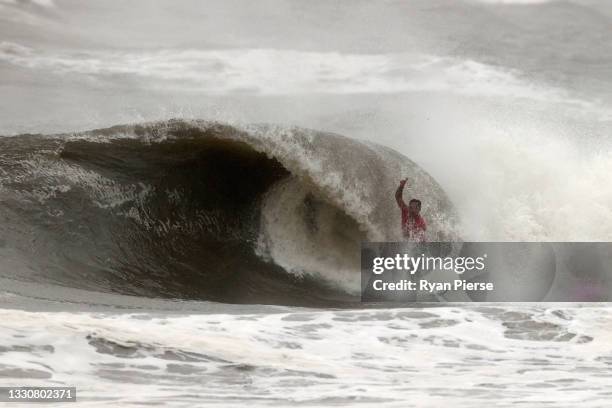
[2,2,612,245]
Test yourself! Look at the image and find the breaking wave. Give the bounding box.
[0,119,457,305]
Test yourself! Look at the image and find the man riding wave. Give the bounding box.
[395,178,426,242]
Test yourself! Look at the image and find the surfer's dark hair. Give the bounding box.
[409,199,421,209]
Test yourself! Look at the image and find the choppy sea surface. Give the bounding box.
[1,302,612,407]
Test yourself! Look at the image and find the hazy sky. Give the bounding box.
[1,0,611,134]
[1,0,609,52]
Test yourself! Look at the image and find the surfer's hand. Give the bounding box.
[400,178,408,185]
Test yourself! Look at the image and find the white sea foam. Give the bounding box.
[0,306,610,407]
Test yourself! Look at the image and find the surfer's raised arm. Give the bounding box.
[395,178,408,209]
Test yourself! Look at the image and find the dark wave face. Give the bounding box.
[0,120,457,306]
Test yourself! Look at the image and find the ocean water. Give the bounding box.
[1,305,612,407]
[1,0,611,406]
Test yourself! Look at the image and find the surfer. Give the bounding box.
[395,178,426,242]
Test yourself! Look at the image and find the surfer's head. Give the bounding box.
[408,199,421,215]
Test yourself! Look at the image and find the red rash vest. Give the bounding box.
[395,180,427,242]
[399,205,427,242]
